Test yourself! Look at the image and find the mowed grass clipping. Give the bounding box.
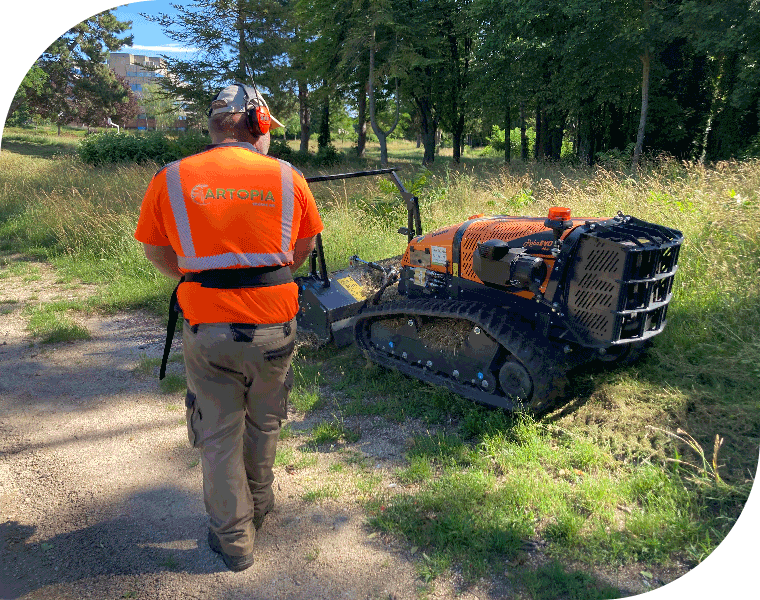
[2,132,758,595]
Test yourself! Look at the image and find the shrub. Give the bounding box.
[314,143,343,167]
[271,143,344,169]
[744,133,760,158]
[484,125,535,159]
[268,138,293,161]
[77,131,210,165]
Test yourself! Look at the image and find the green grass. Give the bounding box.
[518,561,623,600]
[289,358,325,412]
[304,547,321,562]
[302,483,340,503]
[23,300,91,343]
[134,352,182,377]
[311,418,361,445]
[1,127,84,158]
[2,132,758,597]
[274,447,319,470]
[159,373,186,394]
[0,298,20,316]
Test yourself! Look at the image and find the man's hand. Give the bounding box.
[291,235,317,274]
[143,243,182,280]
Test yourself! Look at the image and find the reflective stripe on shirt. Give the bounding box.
[166,161,195,257]
[178,251,294,270]
[279,159,294,252]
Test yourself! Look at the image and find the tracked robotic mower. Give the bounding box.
[298,168,683,413]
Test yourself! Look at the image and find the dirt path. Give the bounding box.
[0,256,516,600]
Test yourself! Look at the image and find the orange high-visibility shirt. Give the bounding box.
[135,142,323,325]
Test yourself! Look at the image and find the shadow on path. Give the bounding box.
[0,488,221,600]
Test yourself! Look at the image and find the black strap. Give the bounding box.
[183,265,293,288]
[159,266,293,380]
[160,276,185,380]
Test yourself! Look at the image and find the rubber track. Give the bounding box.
[354,298,570,413]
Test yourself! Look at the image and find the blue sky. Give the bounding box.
[112,1,201,57]
[1,1,196,121]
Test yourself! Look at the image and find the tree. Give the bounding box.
[145,0,296,129]
[392,0,447,165]
[7,65,48,124]
[631,0,655,171]
[108,74,140,128]
[678,0,760,161]
[369,29,400,166]
[438,0,474,163]
[27,10,133,135]
[76,70,139,131]
[142,83,181,130]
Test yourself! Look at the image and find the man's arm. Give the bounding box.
[291,235,317,274]
[143,243,182,281]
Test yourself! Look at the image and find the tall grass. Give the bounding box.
[2,136,758,594]
[0,151,175,312]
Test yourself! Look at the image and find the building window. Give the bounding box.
[130,84,143,92]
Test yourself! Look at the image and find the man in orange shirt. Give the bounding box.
[135,83,323,572]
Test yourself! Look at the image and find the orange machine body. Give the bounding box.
[400,214,606,299]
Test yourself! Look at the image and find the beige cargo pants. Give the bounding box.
[183,318,295,558]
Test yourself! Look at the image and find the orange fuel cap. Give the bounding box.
[468,213,485,220]
[547,207,571,221]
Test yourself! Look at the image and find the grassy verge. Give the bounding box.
[1,126,86,157]
[2,132,758,597]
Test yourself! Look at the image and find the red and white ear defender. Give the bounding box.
[208,83,271,136]
[239,83,271,136]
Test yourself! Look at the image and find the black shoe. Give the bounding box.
[207,529,254,572]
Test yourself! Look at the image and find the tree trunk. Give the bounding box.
[520,101,528,160]
[298,80,310,153]
[421,130,436,165]
[368,31,400,168]
[236,4,247,80]
[452,113,464,163]
[548,110,566,159]
[414,95,437,165]
[504,104,511,163]
[577,105,594,166]
[448,33,466,164]
[699,53,729,164]
[356,82,367,157]
[632,46,650,172]
[534,105,544,159]
[318,99,330,150]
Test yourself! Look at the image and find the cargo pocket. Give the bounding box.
[282,365,294,418]
[185,390,202,448]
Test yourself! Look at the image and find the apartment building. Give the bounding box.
[107,52,187,130]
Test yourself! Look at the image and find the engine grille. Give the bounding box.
[460,219,547,281]
[565,218,682,345]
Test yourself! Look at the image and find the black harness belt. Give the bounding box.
[160,266,293,379]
